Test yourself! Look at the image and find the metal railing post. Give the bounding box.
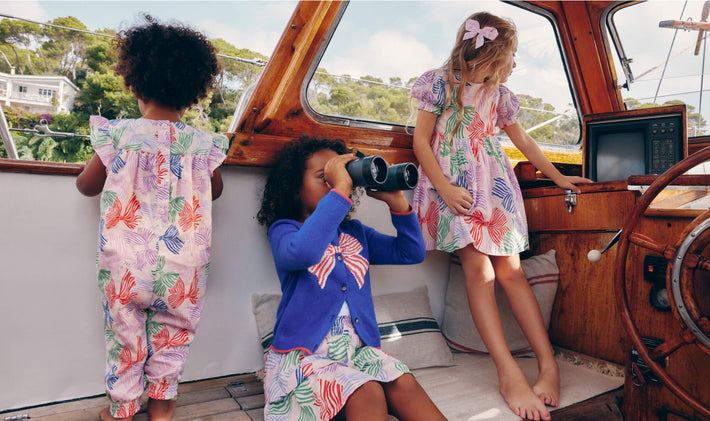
[0,106,19,159]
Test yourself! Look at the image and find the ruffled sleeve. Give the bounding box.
[496,84,520,129]
[89,115,116,168]
[206,133,230,175]
[410,69,446,115]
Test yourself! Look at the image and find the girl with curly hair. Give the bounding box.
[257,136,445,421]
[76,15,230,421]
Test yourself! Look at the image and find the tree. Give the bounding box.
[73,73,139,120]
[0,19,39,74]
[42,17,89,81]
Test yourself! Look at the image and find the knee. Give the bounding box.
[351,380,387,406]
[383,373,418,395]
[495,266,527,288]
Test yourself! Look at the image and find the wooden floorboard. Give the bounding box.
[549,387,624,421]
[0,374,259,421]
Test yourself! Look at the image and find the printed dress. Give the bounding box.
[263,315,409,420]
[90,116,229,418]
[411,69,529,256]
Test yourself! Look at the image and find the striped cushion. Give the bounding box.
[373,286,453,369]
[442,249,559,355]
[251,286,453,369]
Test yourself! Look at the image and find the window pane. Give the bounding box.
[0,1,296,163]
[610,0,709,137]
[306,1,580,150]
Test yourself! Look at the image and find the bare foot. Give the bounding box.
[99,407,133,421]
[499,370,551,421]
[146,397,177,421]
[533,364,560,407]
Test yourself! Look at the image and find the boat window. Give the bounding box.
[0,2,296,166]
[609,0,710,138]
[305,1,581,157]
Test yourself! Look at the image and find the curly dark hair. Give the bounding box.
[114,15,221,110]
[257,136,353,228]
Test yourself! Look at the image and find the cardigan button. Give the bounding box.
[354,318,359,323]
[341,285,347,291]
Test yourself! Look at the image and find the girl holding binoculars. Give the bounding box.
[257,136,445,421]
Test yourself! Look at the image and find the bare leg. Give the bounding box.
[458,245,551,421]
[492,255,560,408]
[146,398,177,421]
[99,407,133,421]
[383,373,446,421]
[342,381,389,421]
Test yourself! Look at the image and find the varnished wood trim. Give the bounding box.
[522,179,629,198]
[0,159,83,175]
[225,132,415,167]
[627,174,710,186]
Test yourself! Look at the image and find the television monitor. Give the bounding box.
[584,105,687,182]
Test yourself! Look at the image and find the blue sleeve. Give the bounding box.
[268,190,353,271]
[363,207,426,265]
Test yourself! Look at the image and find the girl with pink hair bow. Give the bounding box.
[410,11,592,421]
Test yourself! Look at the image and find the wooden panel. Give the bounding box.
[529,231,627,363]
[524,184,637,232]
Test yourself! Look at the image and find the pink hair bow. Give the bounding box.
[463,19,498,49]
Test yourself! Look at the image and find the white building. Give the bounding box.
[0,71,80,115]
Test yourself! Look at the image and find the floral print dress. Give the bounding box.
[263,315,409,421]
[411,69,529,256]
[90,116,229,417]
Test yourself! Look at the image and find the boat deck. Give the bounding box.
[1,373,623,421]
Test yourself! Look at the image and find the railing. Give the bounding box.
[5,92,55,104]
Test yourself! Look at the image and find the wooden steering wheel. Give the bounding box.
[614,146,710,419]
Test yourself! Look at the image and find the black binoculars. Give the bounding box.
[345,154,419,191]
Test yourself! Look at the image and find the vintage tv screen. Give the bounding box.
[584,107,686,182]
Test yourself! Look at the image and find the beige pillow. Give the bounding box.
[441,249,559,355]
[251,286,453,370]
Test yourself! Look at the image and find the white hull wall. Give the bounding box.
[0,166,449,411]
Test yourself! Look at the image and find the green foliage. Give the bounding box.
[73,72,140,120]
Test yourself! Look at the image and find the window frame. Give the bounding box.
[299,0,584,151]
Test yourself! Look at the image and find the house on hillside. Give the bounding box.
[0,71,79,115]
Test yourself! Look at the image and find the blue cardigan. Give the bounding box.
[267,190,426,353]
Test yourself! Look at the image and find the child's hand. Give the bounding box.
[554,175,594,194]
[324,153,356,197]
[439,183,473,216]
[367,189,410,213]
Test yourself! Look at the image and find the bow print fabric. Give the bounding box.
[463,19,499,49]
[308,233,369,289]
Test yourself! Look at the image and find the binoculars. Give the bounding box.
[345,153,419,191]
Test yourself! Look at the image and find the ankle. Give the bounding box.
[147,398,177,421]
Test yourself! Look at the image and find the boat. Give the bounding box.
[1,1,709,420]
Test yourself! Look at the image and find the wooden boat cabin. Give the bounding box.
[1,1,710,420]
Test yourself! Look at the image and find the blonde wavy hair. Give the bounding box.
[444,12,518,139]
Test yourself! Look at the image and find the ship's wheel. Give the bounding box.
[615,146,710,419]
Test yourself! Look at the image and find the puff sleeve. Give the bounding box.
[206,133,230,176]
[89,115,116,169]
[410,69,446,115]
[496,84,520,129]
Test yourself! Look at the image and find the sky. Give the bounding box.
[1,0,709,127]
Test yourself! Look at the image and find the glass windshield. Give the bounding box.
[0,1,296,163]
[610,0,710,137]
[306,1,580,154]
